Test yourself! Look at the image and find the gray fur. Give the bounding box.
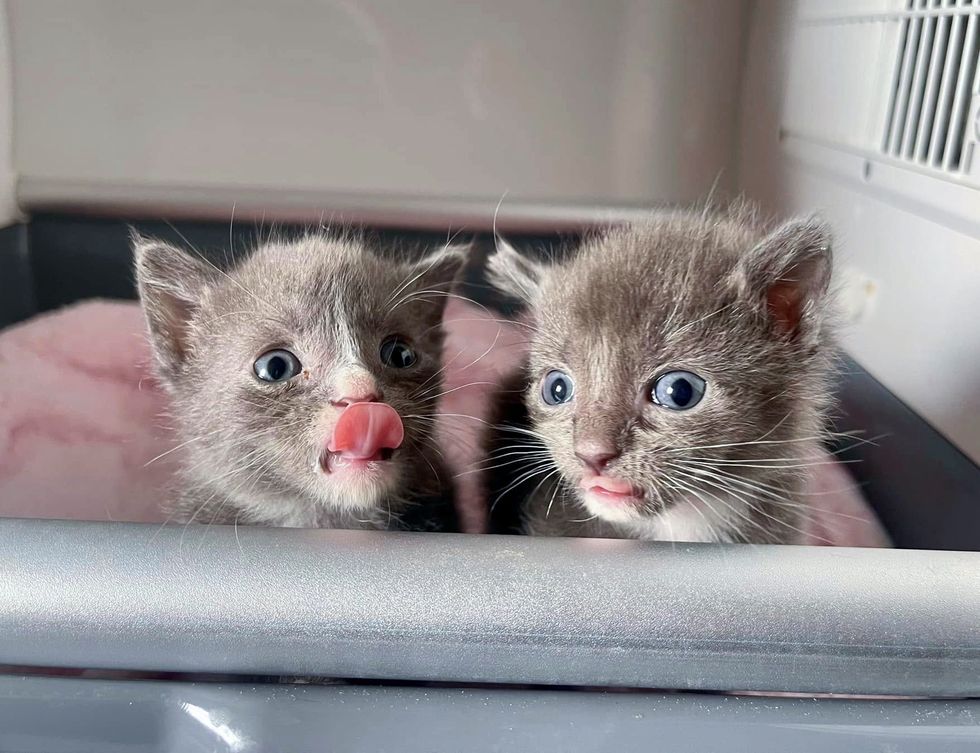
[135,232,464,530]
[486,206,838,544]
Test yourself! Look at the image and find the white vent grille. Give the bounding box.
[883,0,980,174]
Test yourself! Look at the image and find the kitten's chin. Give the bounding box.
[312,456,402,512]
[578,492,645,525]
[578,474,647,523]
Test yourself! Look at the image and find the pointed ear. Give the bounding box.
[133,233,217,383]
[400,243,469,324]
[734,217,833,340]
[485,238,547,307]
[411,242,469,295]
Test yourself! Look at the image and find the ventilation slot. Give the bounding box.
[883,0,980,173]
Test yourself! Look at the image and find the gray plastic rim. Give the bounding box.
[1,518,978,696]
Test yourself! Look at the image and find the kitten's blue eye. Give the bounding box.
[541,370,574,405]
[380,336,417,369]
[651,371,706,410]
[254,349,301,383]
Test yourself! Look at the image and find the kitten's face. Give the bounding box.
[489,212,834,537]
[136,234,464,521]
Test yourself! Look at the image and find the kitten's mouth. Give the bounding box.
[321,402,404,475]
[320,448,396,474]
[580,475,644,506]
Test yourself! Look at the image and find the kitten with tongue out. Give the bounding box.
[135,232,463,531]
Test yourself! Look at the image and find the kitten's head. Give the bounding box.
[135,232,465,522]
[487,209,836,540]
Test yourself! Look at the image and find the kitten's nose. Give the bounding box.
[331,370,383,407]
[331,391,382,408]
[574,441,620,474]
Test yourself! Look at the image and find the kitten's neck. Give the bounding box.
[619,496,742,543]
[620,454,815,545]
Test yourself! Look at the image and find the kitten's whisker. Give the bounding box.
[668,468,776,542]
[752,411,793,444]
[404,412,494,428]
[441,316,540,333]
[454,447,553,475]
[676,459,869,505]
[543,471,565,519]
[493,463,558,509]
[404,435,445,483]
[420,328,506,395]
[383,250,454,310]
[413,381,498,404]
[496,424,553,444]
[668,434,841,453]
[669,465,826,544]
[459,456,554,479]
[390,289,489,317]
[143,429,225,467]
[661,473,746,544]
[685,456,861,470]
[671,461,814,514]
[667,430,881,456]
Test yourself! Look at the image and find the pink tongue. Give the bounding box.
[580,475,634,495]
[328,402,405,459]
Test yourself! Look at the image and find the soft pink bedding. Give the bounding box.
[0,299,890,547]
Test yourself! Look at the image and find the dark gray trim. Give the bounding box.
[21,212,564,316]
[1,519,978,696]
[0,223,34,328]
[1,676,978,753]
[833,357,980,550]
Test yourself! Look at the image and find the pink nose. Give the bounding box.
[330,391,382,408]
[574,439,620,474]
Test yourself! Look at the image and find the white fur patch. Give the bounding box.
[627,494,740,543]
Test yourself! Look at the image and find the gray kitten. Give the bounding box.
[135,231,463,531]
[485,206,837,544]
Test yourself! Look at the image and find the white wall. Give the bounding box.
[7,0,747,225]
[738,0,980,463]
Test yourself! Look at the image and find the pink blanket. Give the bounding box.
[0,300,890,546]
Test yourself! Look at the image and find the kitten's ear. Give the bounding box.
[133,233,217,382]
[485,238,546,306]
[734,217,833,340]
[401,243,469,324]
[410,242,469,295]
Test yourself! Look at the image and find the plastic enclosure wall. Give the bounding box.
[738,0,980,464]
[2,521,980,751]
[0,208,978,750]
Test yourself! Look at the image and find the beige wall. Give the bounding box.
[7,0,747,222]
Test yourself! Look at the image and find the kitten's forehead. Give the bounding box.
[544,222,742,323]
[532,216,756,371]
[217,236,399,331]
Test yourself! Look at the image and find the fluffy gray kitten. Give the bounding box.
[485,206,838,544]
[135,231,462,531]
